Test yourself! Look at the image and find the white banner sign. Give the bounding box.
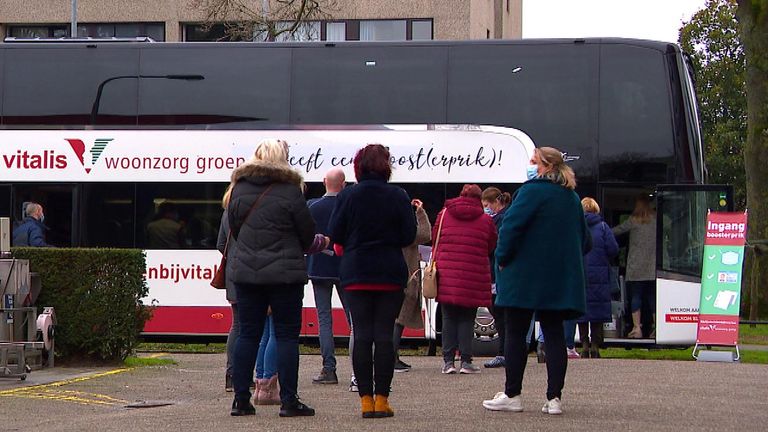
[0,125,534,183]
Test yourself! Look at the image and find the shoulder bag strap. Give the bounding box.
[430,209,447,264]
[223,184,275,254]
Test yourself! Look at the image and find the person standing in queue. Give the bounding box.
[393,198,431,372]
[228,139,327,417]
[578,197,619,358]
[434,184,497,375]
[480,187,512,369]
[483,147,590,416]
[612,194,657,338]
[307,168,352,385]
[328,144,417,419]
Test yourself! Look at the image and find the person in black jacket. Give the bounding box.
[328,144,417,419]
[227,139,322,418]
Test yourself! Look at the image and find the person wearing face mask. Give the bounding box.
[481,187,512,369]
[13,202,53,247]
[483,147,590,416]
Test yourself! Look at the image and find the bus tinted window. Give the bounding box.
[447,43,599,181]
[138,46,292,126]
[290,46,448,124]
[2,47,139,126]
[599,44,674,182]
[81,183,136,248]
[136,183,226,249]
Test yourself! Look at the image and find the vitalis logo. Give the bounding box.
[65,138,113,173]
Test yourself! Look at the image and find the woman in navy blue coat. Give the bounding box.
[577,198,618,358]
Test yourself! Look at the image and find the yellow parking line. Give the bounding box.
[0,367,130,396]
[0,367,132,406]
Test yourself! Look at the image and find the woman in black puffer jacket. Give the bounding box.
[227,139,325,417]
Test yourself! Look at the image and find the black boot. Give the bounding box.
[279,399,316,417]
[230,398,256,416]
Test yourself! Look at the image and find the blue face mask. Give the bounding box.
[526,165,539,180]
[483,207,494,216]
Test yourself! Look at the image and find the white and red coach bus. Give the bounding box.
[0,38,732,346]
[0,125,534,340]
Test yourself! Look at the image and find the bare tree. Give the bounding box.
[189,0,337,41]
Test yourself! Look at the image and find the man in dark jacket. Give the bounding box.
[12,202,52,247]
[307,168,348,385]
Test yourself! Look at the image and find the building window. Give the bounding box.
[507,0,510,12]
[271,21,321,41]
[411,20,433,40]
[7,23,164,41]
[360,20,407,41]
[326,22,346,41]
[9,25,69,39]
[183,19,432,43]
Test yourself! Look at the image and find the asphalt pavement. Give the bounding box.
[1,353,767,432]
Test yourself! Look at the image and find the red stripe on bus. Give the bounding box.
[144,306,426,338]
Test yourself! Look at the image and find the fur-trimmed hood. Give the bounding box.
[231,160,304,187]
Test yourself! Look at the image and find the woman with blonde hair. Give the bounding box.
[578,197,618,358]
[483,147,590,415]
[612,194,656,338]
[227,139,327,417]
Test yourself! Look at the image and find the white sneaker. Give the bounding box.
[482,392,523,412]
[541,397,562,415]
[566,348,580,359]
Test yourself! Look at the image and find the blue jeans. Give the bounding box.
[628,280,656,313]
[226,303,240,377]
[311,278,350,371]
[233,283,303,404]
[256,315,277,379]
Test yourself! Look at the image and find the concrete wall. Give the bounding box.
[0,0,519,42]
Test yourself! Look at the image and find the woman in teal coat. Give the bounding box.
[482,147,590,416]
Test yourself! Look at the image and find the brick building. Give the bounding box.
[0,0,522,42]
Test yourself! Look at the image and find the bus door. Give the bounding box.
[655,184,733,345]
[11,184,77,247]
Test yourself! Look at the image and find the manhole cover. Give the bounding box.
[125,400,174,409]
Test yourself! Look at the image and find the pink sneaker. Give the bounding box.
[566,348,581,359]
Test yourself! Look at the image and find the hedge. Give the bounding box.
[11,247,151,362]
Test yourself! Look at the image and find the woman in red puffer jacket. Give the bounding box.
[433,184,497,375]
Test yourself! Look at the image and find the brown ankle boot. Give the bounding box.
[361,395,375,418]
[256,376,280,405]
[374,395,394,418]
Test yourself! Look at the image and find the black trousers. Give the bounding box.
[502,307,567,401]
[346,290,404,397]
[489,294,506,356]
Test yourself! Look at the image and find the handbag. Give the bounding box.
[211,185,274,289]
[422,210,446,299]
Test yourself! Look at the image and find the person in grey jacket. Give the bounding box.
[612,195,657,338]
[227,139,325,417]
